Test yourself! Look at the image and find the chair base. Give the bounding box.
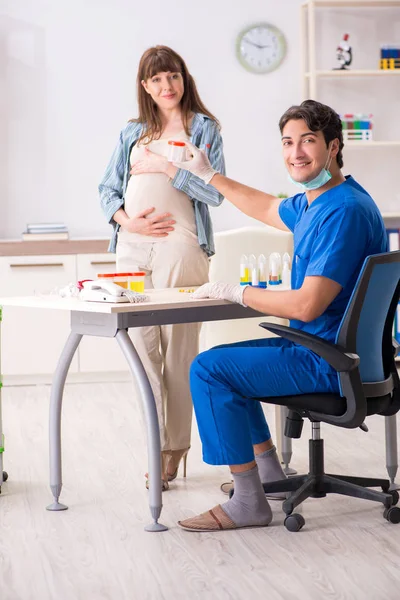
[262,439,397,518]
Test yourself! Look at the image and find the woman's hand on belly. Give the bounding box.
[130,148,169,175]
[124,207,175,237]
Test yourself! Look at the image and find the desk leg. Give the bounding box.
[116,329,167,532]
[385,414,400,491]
[46,332,82,511]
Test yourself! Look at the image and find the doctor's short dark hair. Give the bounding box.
[279,99,344,169]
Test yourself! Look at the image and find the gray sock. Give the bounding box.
[255,445,287,484]
[221,465,272,527]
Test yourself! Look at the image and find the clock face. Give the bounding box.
[236,23,286,74]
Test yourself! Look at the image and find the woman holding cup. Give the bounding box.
[99,45,225,490]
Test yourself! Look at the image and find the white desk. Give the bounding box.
[0,290,269,531]
[0,290,398,532]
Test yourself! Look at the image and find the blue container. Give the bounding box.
[381,46,390,59]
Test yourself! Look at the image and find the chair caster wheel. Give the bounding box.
[389,490,399,506]
[228,488,234,499]
[383,506,400,524]
[284,513,305,532]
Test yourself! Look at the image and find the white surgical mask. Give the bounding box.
[288,143,333,191]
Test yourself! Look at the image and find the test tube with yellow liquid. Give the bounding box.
[240,254,250,285]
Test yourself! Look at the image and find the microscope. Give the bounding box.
[334,33,352,70]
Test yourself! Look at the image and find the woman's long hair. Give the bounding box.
[131,45,220,144]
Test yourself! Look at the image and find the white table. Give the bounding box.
[0,290,272,531]
[0,290,398,532]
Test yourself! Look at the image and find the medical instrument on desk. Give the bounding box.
[248,254,256,285]
[80,280,149,303]
[240,254,250,285]
[257,254,267,288]
[282,252,291,287]
[112,273,132,289]
[251,265,259,287]
[269,252,282,285]
[129,272,146,293]
[97,271,146,293]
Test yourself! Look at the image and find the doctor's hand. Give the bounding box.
[173,141,217,184]
[191,281,248,306]
[130,147,169,175]
[123,207,175,237]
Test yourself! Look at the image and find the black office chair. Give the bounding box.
[249,251,400,531]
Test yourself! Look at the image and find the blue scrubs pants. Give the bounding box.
[190,337,340,466]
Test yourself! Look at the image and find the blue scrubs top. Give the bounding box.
[279,176,388,345]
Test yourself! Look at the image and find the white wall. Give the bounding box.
[0,0,304,239]
[1,1,399,241]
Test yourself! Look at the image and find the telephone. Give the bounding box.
[79,280,149,304]
[80,280,129,303]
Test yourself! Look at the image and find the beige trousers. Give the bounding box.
[116,240,209,451]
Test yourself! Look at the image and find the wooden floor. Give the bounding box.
[1,382,400,600]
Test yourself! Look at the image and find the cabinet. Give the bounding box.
[0,255,78,376]
[0,241,133,384]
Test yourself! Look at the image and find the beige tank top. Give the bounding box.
[118,132,198,246]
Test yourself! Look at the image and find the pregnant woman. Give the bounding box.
[99,45,225,490]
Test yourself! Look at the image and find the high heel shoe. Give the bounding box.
[165,448,189,482]
[145,475,169,491]
[145,452,171,492]
[144,449,189,492]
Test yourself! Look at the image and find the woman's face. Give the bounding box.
[142,71,184,111]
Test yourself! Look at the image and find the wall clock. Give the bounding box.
[236,23,286,74]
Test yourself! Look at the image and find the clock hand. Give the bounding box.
[244,40,271,50]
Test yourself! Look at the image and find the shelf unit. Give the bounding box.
[301,1,400,146]
[301,0,400,95]
[305,69,400,77]
[306,0,400,6]
[382,213,400,219]
[301,1,400,356]
[342,141,400,148]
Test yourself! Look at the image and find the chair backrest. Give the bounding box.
[336,251,400,386]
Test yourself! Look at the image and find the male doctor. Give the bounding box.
[174,100,387,532]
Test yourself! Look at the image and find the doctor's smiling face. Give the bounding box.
[278,100,344,186]
[281,118,338,184]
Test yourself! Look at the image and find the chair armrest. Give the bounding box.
[259,322,366,429]
[259,323,360,372]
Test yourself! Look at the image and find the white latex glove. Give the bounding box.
[173,141,217,184]
[191,282,248,306]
